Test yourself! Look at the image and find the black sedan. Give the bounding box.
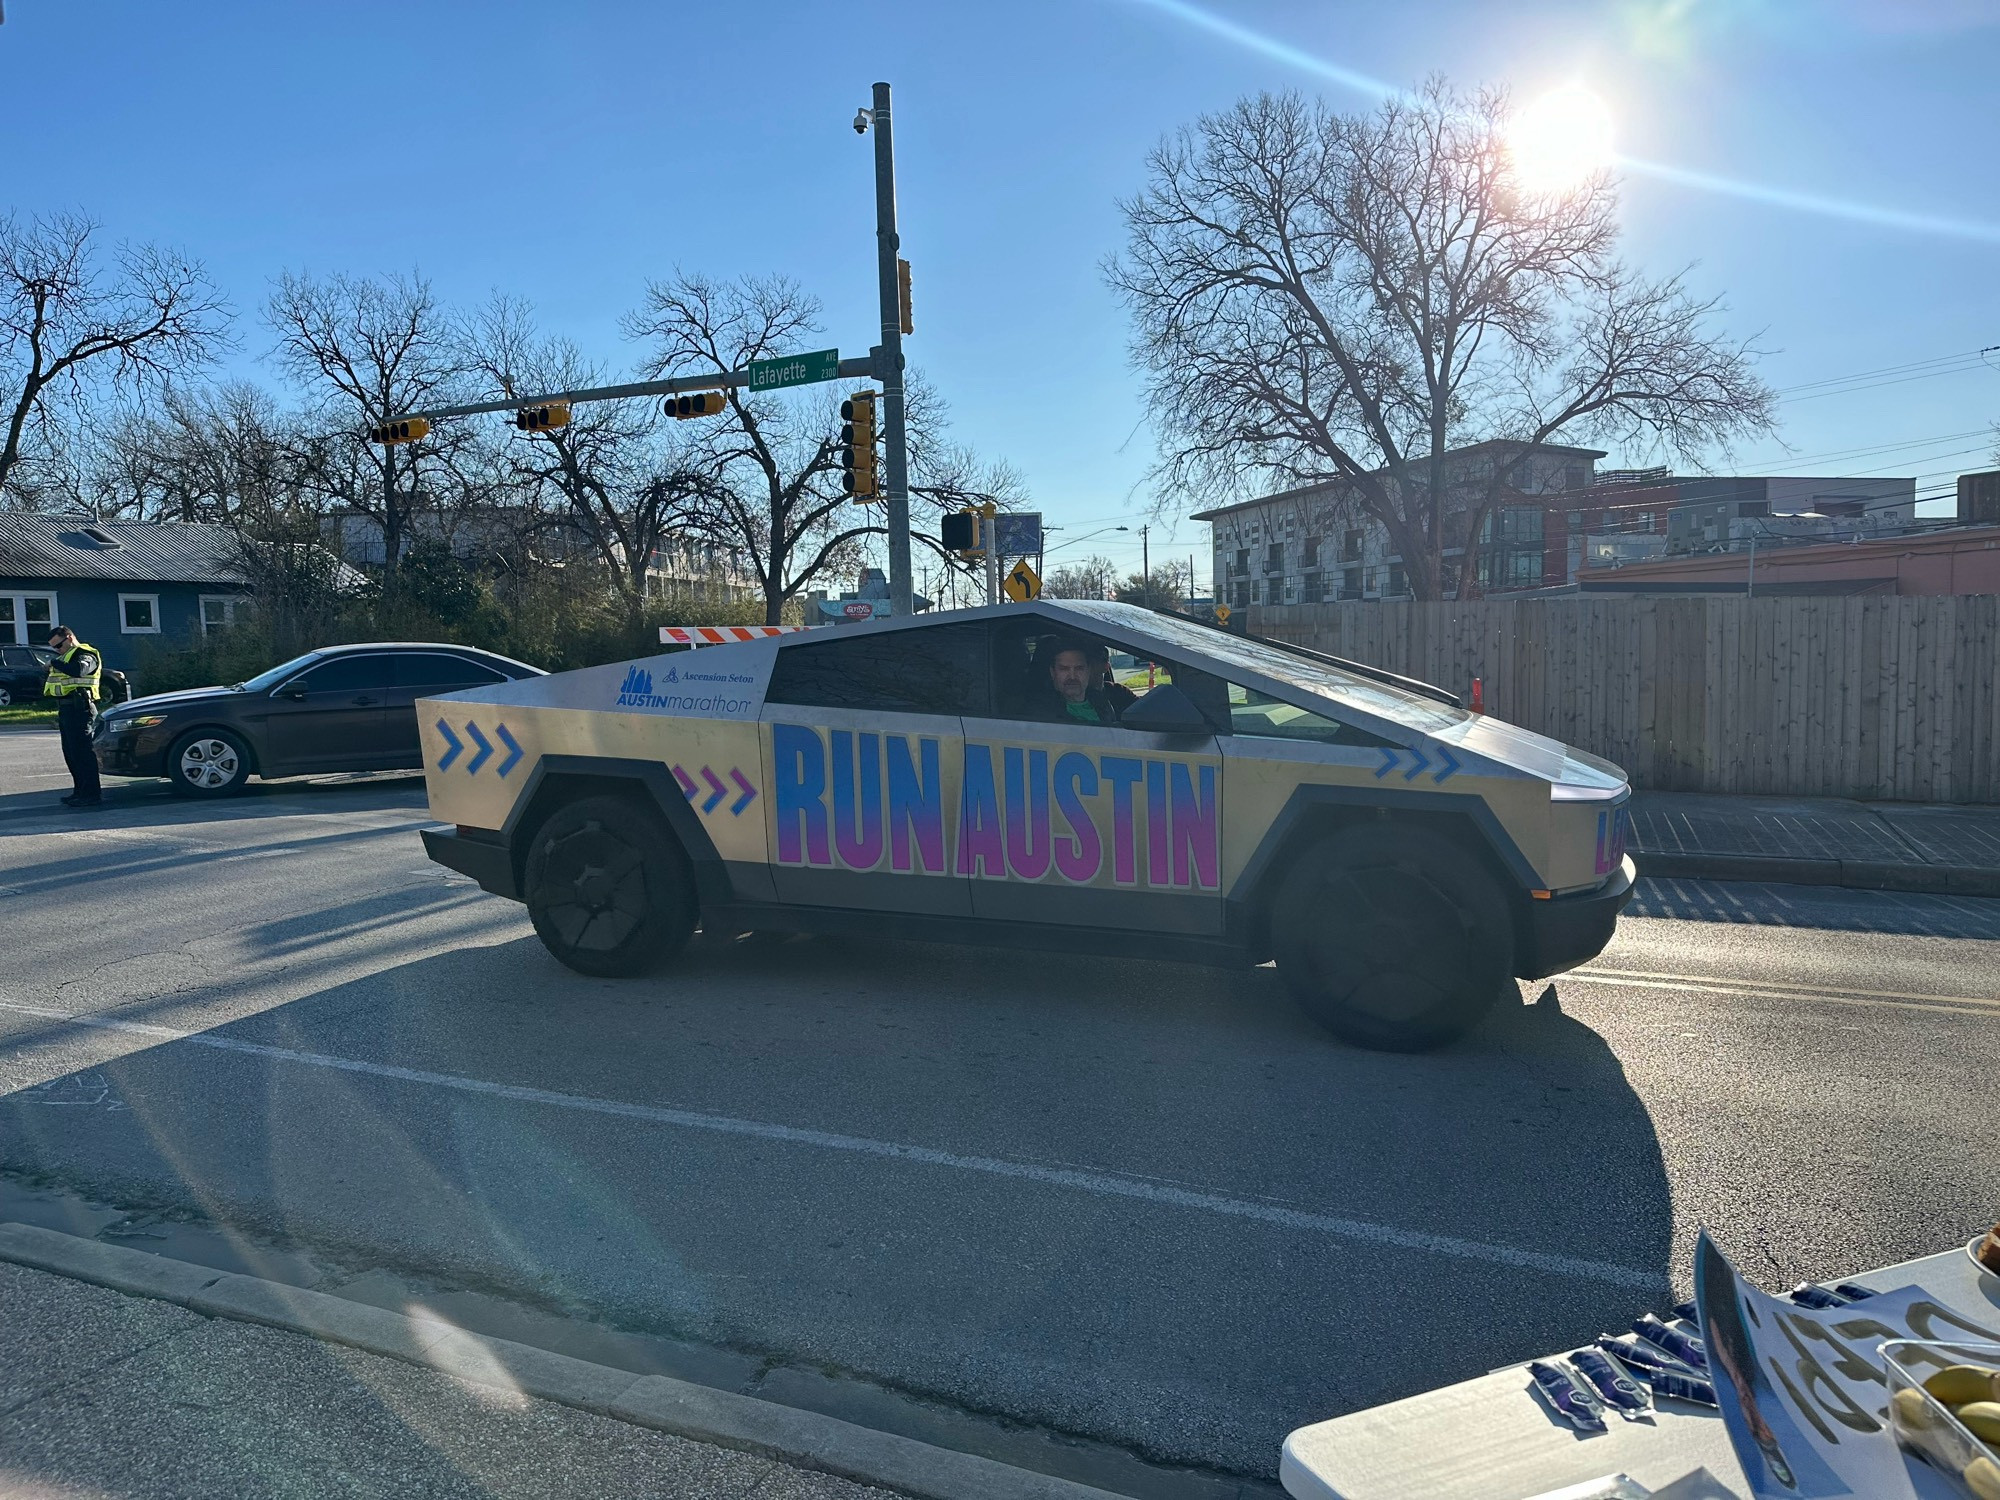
[93,642,543,797]
[0,644,54,706]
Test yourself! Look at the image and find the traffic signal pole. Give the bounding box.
[869,81,914,618]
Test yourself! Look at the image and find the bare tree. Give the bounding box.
[461,295,720,621]
[1109,82,1775,599]
[622,273,882,624]
[1044,554,1119,600]
[93,382,300,525]
[264,269,474,568]
[0,211,229,507]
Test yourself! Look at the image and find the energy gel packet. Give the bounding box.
[1569,1347,1653,1414]
[1634,1313,1709,1371]
[1529,1359,1607,1432]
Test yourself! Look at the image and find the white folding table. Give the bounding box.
[1280,1247,1999,1500]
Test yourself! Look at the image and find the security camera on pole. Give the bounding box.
[853,83,914,618]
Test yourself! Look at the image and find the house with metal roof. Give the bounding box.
[0,516,257,673]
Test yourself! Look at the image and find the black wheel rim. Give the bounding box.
[538,823,650,953]
[1299,863,1476,1025]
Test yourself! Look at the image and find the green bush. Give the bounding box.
[128,562,782,696]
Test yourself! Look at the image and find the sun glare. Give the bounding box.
[1507,85,1615,194]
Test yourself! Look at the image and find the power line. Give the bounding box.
[1772,347,1998,397]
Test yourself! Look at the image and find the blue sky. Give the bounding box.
[4,0,1997,583]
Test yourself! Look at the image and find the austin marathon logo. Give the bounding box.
[615,661,751,714]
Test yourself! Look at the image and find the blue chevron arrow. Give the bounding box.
[729,768,757,816]
[1401,744,1432,782]
[435,718,463,771]
[1432,745,1461,784]
[494,724,523,778]
[463,720,493,775]
[1374,747,1399,779]
[700,766,728,815]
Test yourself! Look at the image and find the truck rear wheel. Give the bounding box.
[1271,824,1515,1052]
[523,794,696,977]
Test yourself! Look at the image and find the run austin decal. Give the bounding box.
[771,723,1220,890]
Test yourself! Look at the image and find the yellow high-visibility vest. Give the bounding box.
[46,641,101,701]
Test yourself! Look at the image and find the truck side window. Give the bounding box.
[1223,679,1396,747]
[766,623,991,716]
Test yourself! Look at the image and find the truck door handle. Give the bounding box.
[350,695,378,706]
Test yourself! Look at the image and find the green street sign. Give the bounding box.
[746,348,840,393]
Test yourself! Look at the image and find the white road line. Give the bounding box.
[0,999,1658,1291]
[1575,966,2000,1007]
[1565,969,2000,1016]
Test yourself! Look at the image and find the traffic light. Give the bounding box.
[840,390,878,501]
[513,404,570,433]
[665,391,728,419]
[367,417,430,446]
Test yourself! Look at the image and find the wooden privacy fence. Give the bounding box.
[1245,596,2000,803]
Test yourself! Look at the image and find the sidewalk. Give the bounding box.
[1629,791,2000,897]
[0,1256,894,1500]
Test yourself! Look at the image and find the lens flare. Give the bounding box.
[1508,85,1615,194]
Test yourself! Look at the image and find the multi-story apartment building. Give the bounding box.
[1192,440,1607,608]
[1196,448,1922,605]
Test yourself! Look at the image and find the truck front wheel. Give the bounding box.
[522,794,696,977]
[1271,824,1516,1052]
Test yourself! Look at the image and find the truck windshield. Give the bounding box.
[1111,610,1473,734]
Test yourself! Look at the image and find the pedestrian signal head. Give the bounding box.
[513,404,571,433]
[666,391,728,419]
[368,417,430,445]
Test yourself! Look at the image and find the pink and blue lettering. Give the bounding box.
[771,724,1218,891]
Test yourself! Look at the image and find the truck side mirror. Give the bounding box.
[1118,682,1211,736]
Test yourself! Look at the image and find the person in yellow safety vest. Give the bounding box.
[45,626,104,810]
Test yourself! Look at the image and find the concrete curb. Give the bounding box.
[0,1221,1133,1500]
[1635,851,2000,899]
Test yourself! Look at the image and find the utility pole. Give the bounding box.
[866,81,913,617]
[1138,523,1150,605]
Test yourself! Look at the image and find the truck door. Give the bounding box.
[759,622,990,917]
[960,631,1225,936]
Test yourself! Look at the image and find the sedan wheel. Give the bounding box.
[168,730,252,797]
[0,687,11,707]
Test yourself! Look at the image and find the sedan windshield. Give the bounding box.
[233,652,323,693]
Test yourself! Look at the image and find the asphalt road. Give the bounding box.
[4,728,1998,1483]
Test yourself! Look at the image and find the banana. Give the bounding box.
[1958,1400,2000,1444]
[1925,1365,2000,1406]
[1963,1454,2000,1500]
[1892,1387,1938,1429]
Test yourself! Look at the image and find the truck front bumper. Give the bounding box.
[1516,855,1636,980]
[421,827,518,900]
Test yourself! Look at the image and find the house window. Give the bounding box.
[200,595,254,633]
[1264,543,1284,572]
[0,593,57,647]
[1342,566,1362,598]
[119,594,161,634]
[1341,529,1363,563]
[1387,564,1407,597]
[1301,535,1320,569]
[1232,548,1250,576]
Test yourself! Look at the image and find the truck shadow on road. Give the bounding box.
[0,924,1674,1478]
